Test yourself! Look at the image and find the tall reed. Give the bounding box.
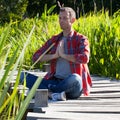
[74,10,120,79]
[0,24,43,120]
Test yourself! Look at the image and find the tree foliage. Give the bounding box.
[0,0,28,24]
[0,0,119,23]
[26,0,56,18]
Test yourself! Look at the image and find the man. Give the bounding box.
[21,7,92,101]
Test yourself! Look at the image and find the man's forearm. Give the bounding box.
[40,54,58,62]
[62,54,76,63]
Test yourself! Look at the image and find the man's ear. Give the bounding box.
[71,18,76,23]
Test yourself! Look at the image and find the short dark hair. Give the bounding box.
[59,7,76,19]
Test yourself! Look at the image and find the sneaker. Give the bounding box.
[51,91,66,101]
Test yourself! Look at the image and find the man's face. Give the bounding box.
[59,11,72,30]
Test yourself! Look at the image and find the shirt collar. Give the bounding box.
[61,30,74,38]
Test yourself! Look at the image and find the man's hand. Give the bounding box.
[54,44,60,58]
[39,43,59,62]
[58,40,76,62]
[58,40,65,58]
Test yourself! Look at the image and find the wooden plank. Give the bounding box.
[26,73,120,120]
[5,71,119,120]
[27,111,120,120]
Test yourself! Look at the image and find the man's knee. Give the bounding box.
[71,73,82,80]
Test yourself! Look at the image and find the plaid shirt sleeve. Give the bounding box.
[32,37,56,62]
[74,34,90,64]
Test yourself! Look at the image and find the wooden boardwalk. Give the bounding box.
[26,72,120,120]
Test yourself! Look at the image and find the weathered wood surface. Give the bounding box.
[2,70,120,120]
[26,72,120,120]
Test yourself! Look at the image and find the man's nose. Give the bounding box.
[60,19,64,23]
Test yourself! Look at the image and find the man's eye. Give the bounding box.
[59,17,69,20]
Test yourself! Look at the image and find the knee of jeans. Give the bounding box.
[72,74,83,91]
[66,85,83,99]
[70,73,82,84]
[72,73,82,80]
[73,89,83,99]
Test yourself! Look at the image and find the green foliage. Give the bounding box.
[2,13,59,70]
[0,24,42,119]
[0,0,28,23]
[0,10,120,80]
[23,0,120,18]
[1,0,119,23]
[74,10,120,79]
[0,8,119,120]
[27,0,56,18]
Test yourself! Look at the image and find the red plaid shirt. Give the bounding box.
[32,31,92,96]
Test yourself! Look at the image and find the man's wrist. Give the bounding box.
[62,54,66,59]
[53,54,59,59]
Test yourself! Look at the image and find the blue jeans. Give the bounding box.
[20,72,83,99]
